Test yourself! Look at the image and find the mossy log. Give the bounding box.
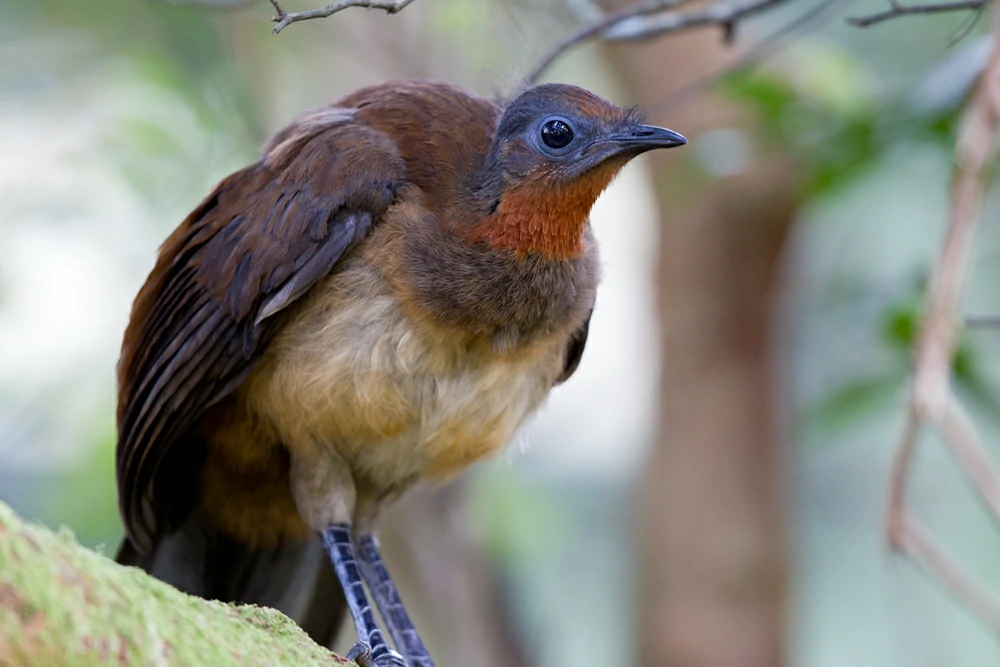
[0,500,347,667]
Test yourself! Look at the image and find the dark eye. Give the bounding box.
[540,119,574,149]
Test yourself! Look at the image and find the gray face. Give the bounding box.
[491,83,687,183]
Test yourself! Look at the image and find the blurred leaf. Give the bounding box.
[805,284,1000,435]
[881,298,921,350]
[719,70,800,139]
[875,296,1000,423]
[807,369,906,433]
[791,42,875,117]
[952,342,1000,422]
[720,69,882,195]
[805,112,881,196]
[470,471,572,565]
[117,117,190,158]
[719,43,970,198]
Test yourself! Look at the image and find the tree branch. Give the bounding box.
[528,0,698,83]
[887,514,1000,635]
[885,1,1000,634]
[598,0,788,41]
[0,500,346,667]
[269,0,416,35]
[529,0,790,83]
[847,0,987,28]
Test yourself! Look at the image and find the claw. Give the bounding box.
[347,642,375,667]
[372,646,407,666]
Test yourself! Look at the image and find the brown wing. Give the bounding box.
[556,310,592,385]
[116,108,405,551]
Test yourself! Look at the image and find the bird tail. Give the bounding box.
[115,512,346,648]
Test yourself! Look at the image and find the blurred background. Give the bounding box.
[4,0,1000,665]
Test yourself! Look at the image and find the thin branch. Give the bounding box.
[885,405,921,549]
[886,1,1000,635]
[270,0,416,35]
[939,395,1000,525]
[598,0,788,42]
[530,0,990,84]
[948,3,987,44]
[848,0,986,28]
[528,0,700,83]
[647,0,843,114]
[965,315,1000,327]
[888,516,1000,635]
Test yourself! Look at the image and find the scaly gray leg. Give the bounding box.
[356,534,435,667]
[319,525,405,667]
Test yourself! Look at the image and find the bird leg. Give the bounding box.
[356,534,435,667]
[320,525,406,667]
[291,453,407,666]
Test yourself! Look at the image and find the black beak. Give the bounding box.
[574,123,687,176]
[613,124,687,150]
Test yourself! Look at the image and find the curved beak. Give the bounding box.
[573,123,688,177]
[613,124,687,151]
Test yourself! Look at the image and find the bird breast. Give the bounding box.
[241,214,590,499]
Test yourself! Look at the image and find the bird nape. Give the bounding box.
[113,79,685,667]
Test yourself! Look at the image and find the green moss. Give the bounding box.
[0,501,348,667]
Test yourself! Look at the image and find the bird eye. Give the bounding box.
[540,119,574,149]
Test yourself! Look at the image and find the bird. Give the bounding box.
[113,79,686,667]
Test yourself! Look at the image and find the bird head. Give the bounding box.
[468,83,686,261]
[491,83,686,183]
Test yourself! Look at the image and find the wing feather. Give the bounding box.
[116,112,404,550]
[556,310,592,385]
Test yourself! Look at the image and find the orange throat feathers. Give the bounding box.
[468,165,620,261]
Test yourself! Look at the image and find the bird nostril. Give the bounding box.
[632,130,655,137]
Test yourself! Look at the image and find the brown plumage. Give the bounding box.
[114,79,685,665]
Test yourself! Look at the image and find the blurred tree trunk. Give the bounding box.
[602,27,796,667]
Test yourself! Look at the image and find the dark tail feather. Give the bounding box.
[297,550,349,648]
[114,536,147,568]
[115,512,346,648]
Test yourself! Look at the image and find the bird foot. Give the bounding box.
[347,642,374,667]
[346,642,407,667]
[373,649,408,667]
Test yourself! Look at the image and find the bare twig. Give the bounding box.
[939,395,1000,524]
[848,0,986,27]
[530,0,991,86]
[528,0,699,83]
[966,315,1000,327]
[948,2,988,44]
[888,516,1000,636]
[599,0,788,42]
[269,0,415,35]
[648,0,842,114]
[886,1,1000,634]
[529,0,793,83]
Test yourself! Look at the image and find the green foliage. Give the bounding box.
[720,44,1000,436]
[878,291,999,414]
[807,280,1000,433]
[807,369,906,434]
[719,43,962,197]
